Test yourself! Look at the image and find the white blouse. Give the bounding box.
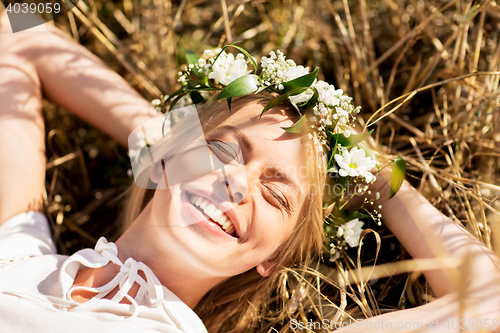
[0,212,207,333]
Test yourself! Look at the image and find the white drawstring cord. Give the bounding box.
[61,237,164,319]
[1,236,207,332]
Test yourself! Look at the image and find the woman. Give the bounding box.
[0,13,323,333]
[1,13,499,333]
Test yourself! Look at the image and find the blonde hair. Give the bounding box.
[121,92,326,332]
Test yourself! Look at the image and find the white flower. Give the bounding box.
[329,247,340,261]
[137,138,147,148]
[283,65,309,81]
[260,50,310,88]
[208,51,249,85]
[334,146,376,183]
[313,80,342,106]
[336,218,364,247]
[128,148,141,162]
[151,99,161,106]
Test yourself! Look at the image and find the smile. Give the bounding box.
[186,193,238,238]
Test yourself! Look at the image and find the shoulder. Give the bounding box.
[0,212,57,266]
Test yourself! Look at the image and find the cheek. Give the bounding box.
[253,206,296,248]
[151,189,174,219]
[162,148,216,186]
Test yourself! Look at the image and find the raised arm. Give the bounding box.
[338,169,500,332]
[0,13,156,224]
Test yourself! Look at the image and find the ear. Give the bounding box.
[256,259,277,277]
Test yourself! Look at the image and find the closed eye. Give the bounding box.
[260,182,292,217]
[208,140,241,165]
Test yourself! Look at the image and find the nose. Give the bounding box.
[219,163,249,204]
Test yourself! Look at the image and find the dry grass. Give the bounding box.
[37,0,500,331]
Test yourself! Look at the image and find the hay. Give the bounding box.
[41,0,499,329]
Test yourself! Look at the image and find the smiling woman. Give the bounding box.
[1,11,500,333]
[120,94,326,331]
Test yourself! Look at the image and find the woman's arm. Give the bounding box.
[0,13,156,224]
[378,172,500,297]
[338,169,500,332]
[0,13,156,146]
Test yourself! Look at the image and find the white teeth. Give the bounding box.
[225,224,235,234]
[212,210,223,222]
[222,220,231,229]
[189,194,235,235]
[199,199,209,210]
[205,203,216,216]
[217,215,227,225]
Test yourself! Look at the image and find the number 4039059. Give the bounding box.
[6,2,61,14]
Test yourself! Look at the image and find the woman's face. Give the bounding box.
[135,102,311,279]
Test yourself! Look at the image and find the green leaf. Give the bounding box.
[326,166,338,173]
[183,48,202,79]
[348,130,374,146]
[389,156,407,198]
[281,68,319,93]
[187,80,204,89]
[329,130,374,149]
[282,115,310,134]
[215,74,260,100]
[340,210,371,221]
[227,97,232,112]
[325,225,335,235]
[190,91,205,104]
[183,48,200,66]
[255,84,270,94]
[329,134,350,148]
[169,93,188,112]
[164,86,186,103]
[161,114,169,137]
[302,87,319,109]
[259,87,309,118]
[186,86,220,92]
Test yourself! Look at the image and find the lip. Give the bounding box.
[180,188,243,240]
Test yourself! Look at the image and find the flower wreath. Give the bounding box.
[138,43,407,262]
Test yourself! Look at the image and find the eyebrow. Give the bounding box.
[208,125,302,205]
[213,125,255,153]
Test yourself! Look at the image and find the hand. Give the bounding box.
[343,165,394,211]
